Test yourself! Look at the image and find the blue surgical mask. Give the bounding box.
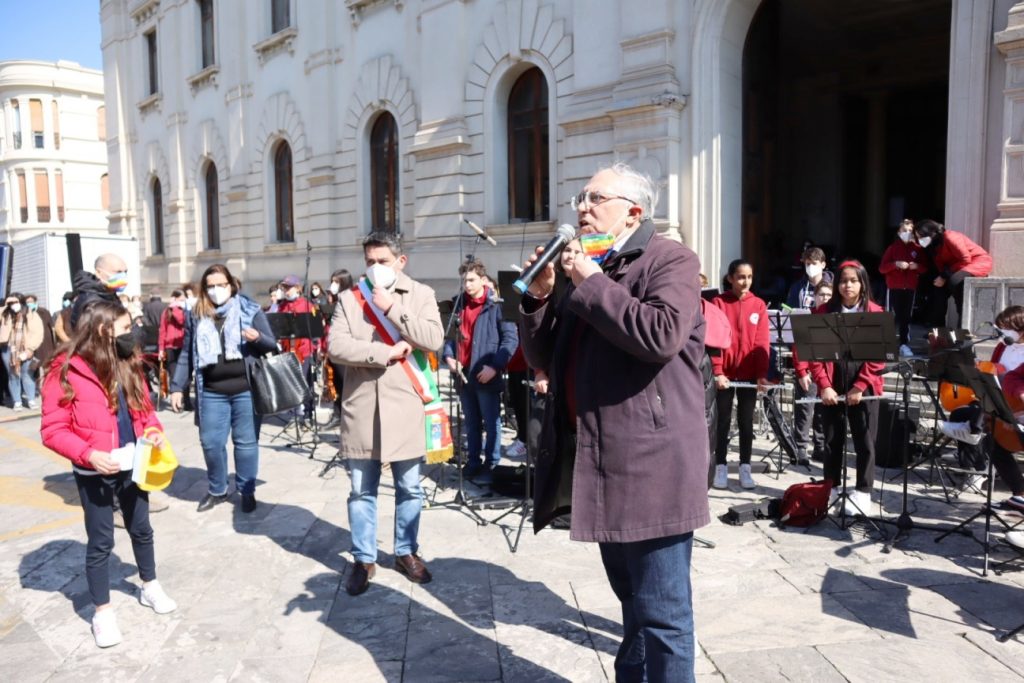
[26,302,37,312]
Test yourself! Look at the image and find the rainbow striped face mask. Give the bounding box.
[579,233,616,264]
[105,272,129,293]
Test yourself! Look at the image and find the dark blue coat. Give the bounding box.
[442,293,518,393]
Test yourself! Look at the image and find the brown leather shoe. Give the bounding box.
[345,562,376,596]
[394,554,432,584]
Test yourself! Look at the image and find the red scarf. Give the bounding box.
[457,288,489,368]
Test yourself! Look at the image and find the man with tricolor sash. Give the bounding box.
[327,232,445,597]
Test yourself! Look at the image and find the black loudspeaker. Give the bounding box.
[65,232,83,279]
[875,399,920,468]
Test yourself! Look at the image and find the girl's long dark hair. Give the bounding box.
[827,260,873,312]
[57,300,149,411]
[722,258,752,293]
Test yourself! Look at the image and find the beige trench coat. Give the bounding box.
[327,272,444,462]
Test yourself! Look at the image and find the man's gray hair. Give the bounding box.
[604,161,659,218]
[363,231,403,257]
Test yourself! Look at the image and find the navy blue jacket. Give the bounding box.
[442,292,518,393]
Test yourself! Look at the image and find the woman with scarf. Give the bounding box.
[1,292,44,410]
[168,264,277,513]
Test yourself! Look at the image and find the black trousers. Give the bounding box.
[715,386,757,465]
[164,347,192,409]
[927,269,970,328]
[74,471,156,606]
[887,288,916,345]
[821,400,879,491]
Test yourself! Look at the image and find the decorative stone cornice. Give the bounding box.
[166,111,187,128]
[996,3,1024,53]
[186,65,219,94]
[253,26,298,64]
[304,49,343,75]
[346,0,403,26]
[411,117,470,157]
[136,92,162,116]
[224,82,254,105]
[129,0,159,25]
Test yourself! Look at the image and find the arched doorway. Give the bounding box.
[741,0,951,297]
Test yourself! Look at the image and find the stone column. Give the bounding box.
[992,1,1024,276]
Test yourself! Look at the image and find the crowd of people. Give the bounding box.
[27,157,1024,683]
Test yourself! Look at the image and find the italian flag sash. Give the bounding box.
[353,279,453,463]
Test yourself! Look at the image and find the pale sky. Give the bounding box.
[0,1,103,71]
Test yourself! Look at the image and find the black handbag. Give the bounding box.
[249,351,308,415]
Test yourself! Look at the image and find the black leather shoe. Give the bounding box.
[346,562,376,596]
[197,493,228,512]
[241,493,257,513]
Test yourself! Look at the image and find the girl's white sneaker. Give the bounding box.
[139,580,177,614]
[92,609,122,648]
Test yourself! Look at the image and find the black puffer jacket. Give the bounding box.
[70,270,120,330]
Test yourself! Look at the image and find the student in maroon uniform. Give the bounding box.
[914,219,992,328]
[879,219,929,355]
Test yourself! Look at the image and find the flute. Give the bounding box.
[795,395,887,404]
[718,382,791,391]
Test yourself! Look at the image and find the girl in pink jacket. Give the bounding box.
[40,300,176,648]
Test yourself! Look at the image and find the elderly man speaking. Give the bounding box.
[519,162,709,682]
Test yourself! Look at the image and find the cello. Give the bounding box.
[994,388,1024,453]
[940,360,1005,412]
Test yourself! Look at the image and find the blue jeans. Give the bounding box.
[3,348,36,406]
[198,390,261,496]
[347,458,423,564]
[459,387,502,467]
[599,533,696,683]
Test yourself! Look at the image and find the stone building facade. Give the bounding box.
[99,0,1024,297]
[0,60,109,244]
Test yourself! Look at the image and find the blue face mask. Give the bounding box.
[62,300,71,309]
[27,302,38,312]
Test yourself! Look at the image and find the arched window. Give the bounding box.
[507,67,549,222]
[273,141,293,242]
[151,178,164,255]
[203,162,220,249]
[370,113,399,233]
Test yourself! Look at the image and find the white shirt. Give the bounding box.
[1000,343,1024,373]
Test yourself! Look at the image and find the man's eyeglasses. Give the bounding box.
[569,190,637,211]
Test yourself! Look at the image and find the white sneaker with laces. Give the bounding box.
[712,464,729,489]
[938,420,984,445]
[738,464,756,490]
[827,487,839,508]
[139,580,177,614]
[26,400,37,410]
[965,473,987,492]
[92,609,122,648]
[846,489,871,515]
[12,403,23,412]
[505,440,527,458]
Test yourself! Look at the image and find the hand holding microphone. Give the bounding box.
[513,224,577,297]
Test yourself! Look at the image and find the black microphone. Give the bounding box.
[464,219,497,246]
[513,224,577,295]
[956,330,1004,351]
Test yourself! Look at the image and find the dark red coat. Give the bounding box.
[807,301,886,396]
[158,305,186,351]
[278,296,315,362]
[879,240,928,290]
[930,230,992,278]
[710,291,770,381]
[520,220,710,543]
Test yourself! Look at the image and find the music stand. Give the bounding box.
[791,312,898,536]
[265,311,323,454]
[934,364,1022,576]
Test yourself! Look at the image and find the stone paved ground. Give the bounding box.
[5,402,1024,682]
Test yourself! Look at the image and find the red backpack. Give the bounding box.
[778,480,833,527]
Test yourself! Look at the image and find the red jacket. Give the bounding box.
[710,291,770,380]
[158,305,186,351]
[931,230,993,278]
[1005,365,1024,405]
[40,354,162,470]
[879,240,928,290]
[277,297,315,362]
[807,301,886,396]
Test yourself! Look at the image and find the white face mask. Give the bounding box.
[285,291,299,302]
[186,296,197,308]
[1000,328,1021,344]
[366,263,397,290]
[918,236,932,248]
[8,303,20,313]
[311,288,321,297]
[805,263,824,280]
[898,230,913,243]
[207,285,231,306]
[329,282,341,295]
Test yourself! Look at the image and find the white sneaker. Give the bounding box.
[26,400,37,410]
[12,403,23,412]
[1005,530,1024,549]
[938,420,983,445]
[712,464,728,489]
[139,580,177,614]
[899,344,913,357]
[738,464,756,489]
[505,440,527,458]
[965,473,987,492]
[827,487,840,508]
[92,609,122,648]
